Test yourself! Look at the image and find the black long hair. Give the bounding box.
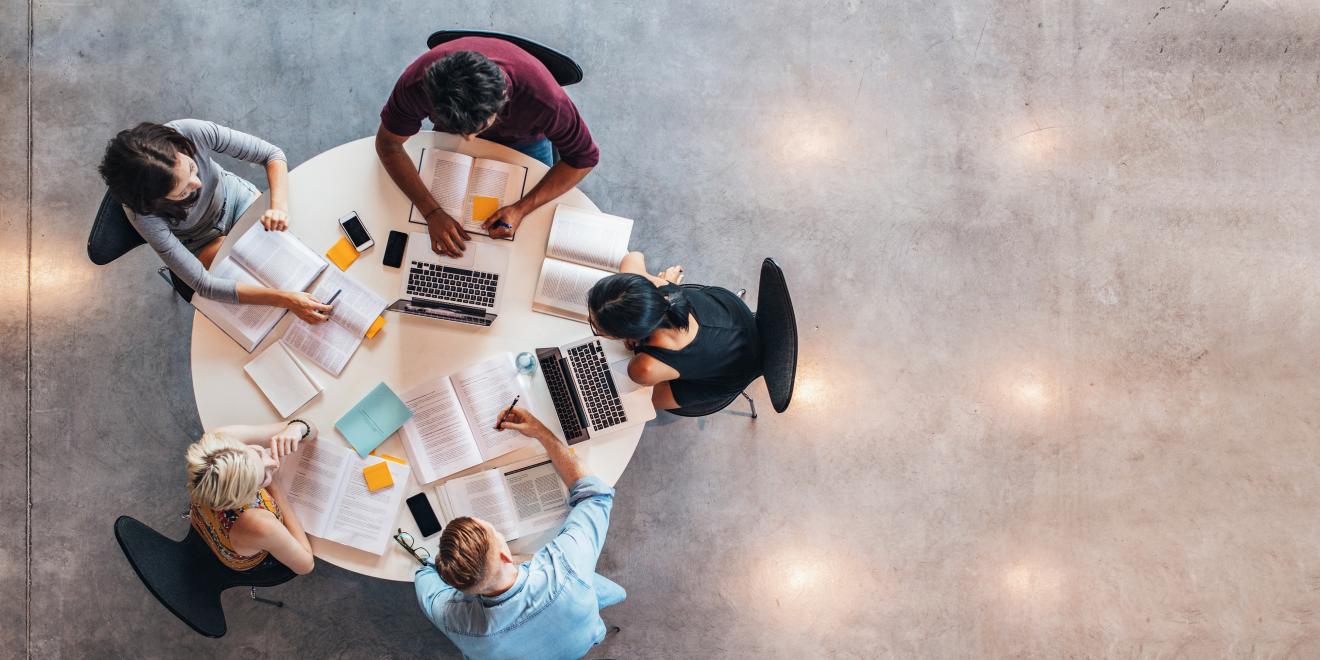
[98,122,198,221]
[587,274,692,341]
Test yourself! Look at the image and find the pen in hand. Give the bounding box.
[323,289,343,316]
[495,396,520,430]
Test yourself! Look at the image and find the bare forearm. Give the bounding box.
[376,134,441,217]
[213,420,318,445]
[235,283,294,308]
[265,159,289,211]
[536,430,589,486]
[267,486,314,554]
[514,162,591,216]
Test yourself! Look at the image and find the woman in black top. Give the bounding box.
[587,251,761,411]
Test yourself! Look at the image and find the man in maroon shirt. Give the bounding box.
[376,37,599,256]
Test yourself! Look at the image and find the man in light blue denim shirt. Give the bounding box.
[414,408,625,660]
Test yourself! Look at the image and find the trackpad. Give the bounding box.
[609,359,641,395]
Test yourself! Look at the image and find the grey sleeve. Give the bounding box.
[128,212,241,303]
[169,118,287,165]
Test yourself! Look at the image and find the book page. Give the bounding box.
[408,149,474,224]
[532,258,613,323]
[504,460,570,539]
[324,456,411,555]
[243,342,321,417]
[452,354,534,461]
[438,469,519,539]
[193,259,286,350]
[273,439,350,539]
[282,320,360,376]
[545,205,633,271]
[398,376,484,484]
[461,159,529,235]
[311,268,388,338]
[230,228,326,292]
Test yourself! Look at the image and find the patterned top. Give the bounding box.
[190,488,283,571]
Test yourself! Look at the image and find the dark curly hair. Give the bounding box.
[98,123,197,221]
[423,50,509,136]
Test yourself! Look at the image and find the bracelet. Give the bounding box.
[422,208,444,220]
[288,419,311,439]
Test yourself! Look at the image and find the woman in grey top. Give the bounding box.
[98,119,331,322]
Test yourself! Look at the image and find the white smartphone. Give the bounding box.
[339,212,374,252]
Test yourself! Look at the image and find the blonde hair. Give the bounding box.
[436,517,492,591]
[186,432,264,511]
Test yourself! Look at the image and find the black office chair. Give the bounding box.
[426,29,583,86]
[669,258,798,418]
[87,190,194,302]
[113,515,295,638]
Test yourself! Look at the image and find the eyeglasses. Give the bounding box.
[587,316,603,337]
[393,529,431,566]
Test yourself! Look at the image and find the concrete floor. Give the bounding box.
[5,0,1320,657]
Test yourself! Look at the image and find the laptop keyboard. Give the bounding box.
[540,354,585,441]
[406,261,499,308]
[567,342,627,431]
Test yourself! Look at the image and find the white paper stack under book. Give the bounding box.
[407,148,529,237]
[243,341,323,417]
[397,353,535,484]
[434,456,570,541]
[273,440,410,555]
[192,227,328,351]
[533,205,635,322]
[283,268,389,376]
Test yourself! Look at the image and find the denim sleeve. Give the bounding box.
[548,475,615,575]
[128,212,239,303]
[415,563,457,625]
[171,118,287,165]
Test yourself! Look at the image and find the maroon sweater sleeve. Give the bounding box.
[539,92,600,169]
[380,69,429,137]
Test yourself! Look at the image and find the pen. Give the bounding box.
[323,289,344,317]
[495,395,520,430]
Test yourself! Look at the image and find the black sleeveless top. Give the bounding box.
[635,284,761,407]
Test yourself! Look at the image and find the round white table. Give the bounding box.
[191,132,644,581]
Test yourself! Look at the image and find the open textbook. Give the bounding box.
[406,148,528,238]
[434,456,570,541]
[192,228,327,351]
[273,439,411,555]
[282,268,388,376]
[397,353,535,485]
[532,205,635,322]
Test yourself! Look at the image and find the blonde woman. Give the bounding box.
[185,420,317,574]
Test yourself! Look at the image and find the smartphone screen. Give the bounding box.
[341,213,372,248]
[406,493,443,537]
[383,230,408,268]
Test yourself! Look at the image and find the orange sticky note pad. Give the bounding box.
[471,196,500,222]
[362,461,393,492]
[326,236,360,271]
[364,315,386,339]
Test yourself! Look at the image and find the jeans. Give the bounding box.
[594,572,627,609]
[505,137,554,167]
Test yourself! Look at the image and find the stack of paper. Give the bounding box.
[243,342,323,417]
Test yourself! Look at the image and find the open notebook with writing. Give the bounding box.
[434,456,570,542]
[282,268,388,376]
[397,353,534,485]
[192,228,327,351]
[532,205,634,323]
[273,440,411,556]
[406,148,528,238]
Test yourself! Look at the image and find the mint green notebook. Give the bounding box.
[335,382,413,457]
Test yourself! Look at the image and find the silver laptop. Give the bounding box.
[536,337,656,444]
[388,232,509,327]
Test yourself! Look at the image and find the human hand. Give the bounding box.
[426,210,469,257]
[286,291,333,323]
[269,423,306,462]
[260,208,289,231]
[482,204,526,240]
[657,265,684,284]
[496,407,551,440]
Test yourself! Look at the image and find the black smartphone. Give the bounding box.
[383,230,408,268]
[406,492,443,537]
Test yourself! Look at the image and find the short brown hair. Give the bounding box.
[437,517,491,591]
